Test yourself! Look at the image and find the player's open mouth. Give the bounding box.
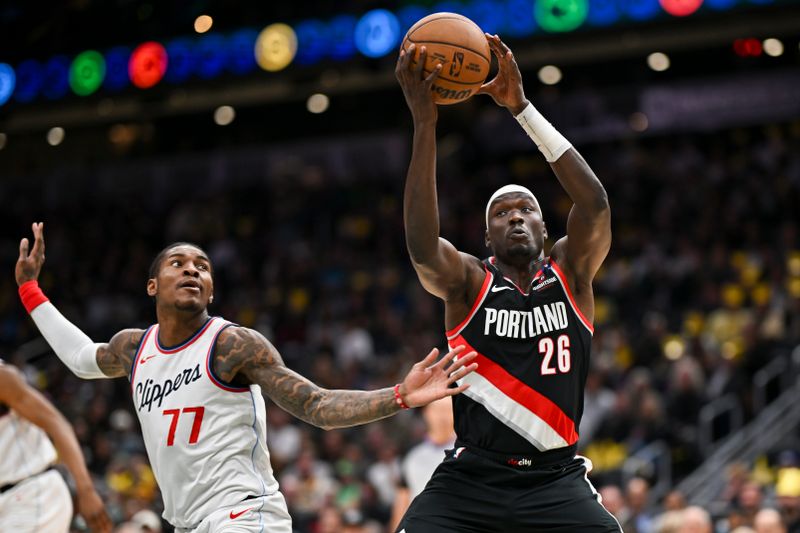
[179,281,201,292]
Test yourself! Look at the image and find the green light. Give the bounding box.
[535,0,589,32]
[69,51,105,96]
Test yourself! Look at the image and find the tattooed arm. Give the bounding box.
[95,329,145,378]
[213,327,476,430]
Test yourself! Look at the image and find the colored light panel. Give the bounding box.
[0,63,15,106]
[397,5,429,34]
[705,0,737,9]
[70,50,105,96]
[660,0,703,16]
[355,9,401,58]
[14,60,42,102]
[165,38,194,83]
[588,0,621,26]
[465,0,505,34]
[43,55,70,100]
[228,29,258,74]
[195,34,227,79]
[104,47,131,91]
[504,0,537,36]
[328,15,358,61]
[294,20,328,65]
[535,0,589,32]
[129,41,168,89]
[621,0,661,20]
[255,23,297,72]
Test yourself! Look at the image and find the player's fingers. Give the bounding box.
[415,347,439,368]
[446,382,471,395]
[19,238,29,260]
[415,46,427,77]
[425,63,442,84]
[433,344,466,369]
[447,361,478,384]
[494,34,510,55]
[31,223,44,257]
[446,351,476,372]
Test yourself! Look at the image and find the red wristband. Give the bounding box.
[393,384,410,410]
[19,280,49,313]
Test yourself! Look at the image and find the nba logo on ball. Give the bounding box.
[449,52,464,77]
[401,12,491,105]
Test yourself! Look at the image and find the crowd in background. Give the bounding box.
[1,116,799,533]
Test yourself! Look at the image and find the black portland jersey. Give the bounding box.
[447,257,594,457]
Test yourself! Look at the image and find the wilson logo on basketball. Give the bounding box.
[449,52,464,77]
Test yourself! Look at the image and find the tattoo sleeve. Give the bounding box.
[213,327,400,430]
[95,329,144,378]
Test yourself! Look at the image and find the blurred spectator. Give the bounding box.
[754,508,787,533]
[679,506,713,533]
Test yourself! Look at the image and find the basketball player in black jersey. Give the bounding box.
[394,34,621,532]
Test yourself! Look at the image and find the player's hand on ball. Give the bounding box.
[477,34,530,115]
[396,44,441,123]
[16,222,45,286]
[398,345,478,408]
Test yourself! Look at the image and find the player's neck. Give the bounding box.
[494,254,546,289]
[156,308,210,347]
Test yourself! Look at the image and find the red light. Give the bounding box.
[659,0,703,17]
[129,42,168,89]
[733,38,763,57]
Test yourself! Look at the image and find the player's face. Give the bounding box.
[147,246,214,312]
[485,193,546,261]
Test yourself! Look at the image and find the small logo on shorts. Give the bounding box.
[507,457,533,467]
[229,507,253,520]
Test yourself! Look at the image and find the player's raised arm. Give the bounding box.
[479,35,611,294]
[212,326,477,430]
[396,45,485,302]
[16,222,141,378]
[0,364,112,532]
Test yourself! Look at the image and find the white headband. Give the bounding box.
[485,184,538,227]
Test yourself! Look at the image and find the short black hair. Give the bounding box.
[148,242,209,280]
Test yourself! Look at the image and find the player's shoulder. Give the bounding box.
[215,325,272,356]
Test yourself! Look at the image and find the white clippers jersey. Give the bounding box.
[0,409,57,486]
[130,317,279,529]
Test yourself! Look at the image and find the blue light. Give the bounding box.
[0,63,15,106]
[704,0,737,8]
[294,19,328,65]
[14,60,42,103]
[104,46,131,91]
[621,0,661,20]
[195,34,227,79]
[504,0,537,36]
[165,38,194,83]
[588,0,621,25]
[397,5,429,35]
[228,29,258,74]
[465,0,505,34]
[328,15,358,61]
[433,1,465,15]
[43,55,70,100]
[355,9,401,58]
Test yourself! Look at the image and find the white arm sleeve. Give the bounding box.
[29,302,107,379]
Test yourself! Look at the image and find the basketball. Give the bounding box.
[401,13,491,105]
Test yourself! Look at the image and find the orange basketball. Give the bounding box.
[401,12,491,105]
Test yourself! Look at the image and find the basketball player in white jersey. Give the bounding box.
[14,222,477,533]
[0,360,110,533]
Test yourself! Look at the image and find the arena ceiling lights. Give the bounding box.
[0,0,781,108]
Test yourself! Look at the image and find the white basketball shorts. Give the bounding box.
[177,491,292,533]
[0,469,73,533]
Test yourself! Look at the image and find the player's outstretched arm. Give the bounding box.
[396,45,484,301]
[16,222,142,378]
[0,364,112,532]
[213,327,477,430]
[479,35,611,291]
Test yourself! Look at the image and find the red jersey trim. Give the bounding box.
[451,335,579,445]
[206,324,250,393]
[129,326,155,394]
[548,260,594,334]
[155,317,216,354]
[446,266,494,340]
